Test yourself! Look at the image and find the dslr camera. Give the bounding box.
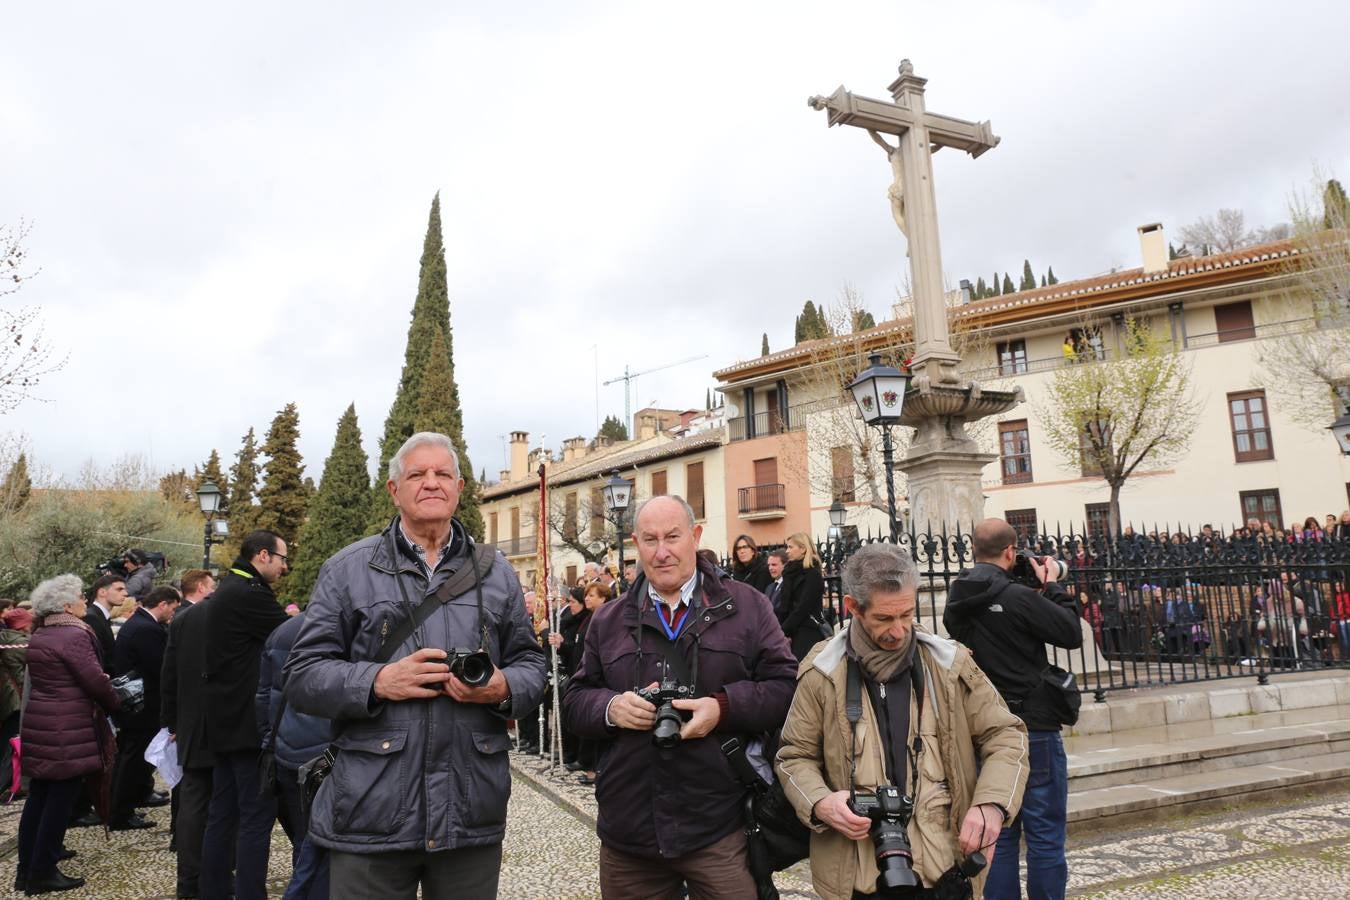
[1009,550,1068,589]
[446,648,494,688]
[636,677,694,750]
[849,785,919,894]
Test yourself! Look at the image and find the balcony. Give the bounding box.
[738,483,786,519]
[492,536,534,557]
[727,402,821,442]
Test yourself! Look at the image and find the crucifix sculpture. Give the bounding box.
[809,59,999,387]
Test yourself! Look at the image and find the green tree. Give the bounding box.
[1002,273,1015,294]
[598,414,628,442]
[255,403,307,544]
[795,300,830,343]
[413,326,483,539]
[1020,259,1036,291]
[1047,266,1058,285]
[158,469,192,507]
[991,271,1001,296]
[760,333,769,356]
[1324,179,1350,230]
[0,453,32,513]
[851,309,877,332]
[227,427,260,541]
[1040,275,1046,288]
[974,276,988,299]
[194,449,228,497]
[281,404,370,607]
[1036,317,1199,533]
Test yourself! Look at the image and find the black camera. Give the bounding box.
[96,556,128,577]
[636,678,694,750]
[446,649,494,688]
[1009,550,1068,589]
[850,785,919,894]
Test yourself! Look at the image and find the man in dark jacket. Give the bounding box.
[109,585,179,829]
[285,433,547,900]
[200,530,290,900]
[123,549,157,601]
[162,581,219,900]
[257,611,334,900]
[84,574,125,675]
[943,519,1082,900]
[562,495,797,899]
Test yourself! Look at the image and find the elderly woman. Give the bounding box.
[16,574,120,895]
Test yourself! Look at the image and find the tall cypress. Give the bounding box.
[1047,266,1059,285]
[227,428,260,539]
[255,403,307,543]
[414,326,484,539]
[195,449,228,496]
[991,272,1001,296]
[760,333,769,356]
[1020,259,1036,291]
[282,404,370,607]
[1002,273,1015,294]
[0,453,32,513]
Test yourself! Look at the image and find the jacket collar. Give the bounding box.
[369,515,470,576]
[621,555,736,638]
[812,622,958,677]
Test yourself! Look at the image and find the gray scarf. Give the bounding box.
[846,619,914,684]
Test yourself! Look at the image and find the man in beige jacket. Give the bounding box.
[776,544,1028,899]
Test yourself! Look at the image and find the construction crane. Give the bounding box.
[603,354,709,437]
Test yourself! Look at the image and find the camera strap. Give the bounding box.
[846,649,925,801]
[381,526,497,666]
[630,574,702,693]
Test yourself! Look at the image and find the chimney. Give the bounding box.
[509,431,529,481]
[498,469,511,484]
[959,278,973,304]
[1138,223,1168,275]
[561,436,587,462]
[637,414,659,441]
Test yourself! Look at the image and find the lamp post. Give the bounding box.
[848,353,912,543]
[827,499,847,542]
[1330,413,1350,456]
[602,470,633,590]
[195,481,222,569]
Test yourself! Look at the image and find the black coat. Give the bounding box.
[84,606,116,675]
[731,553,772,595]
[778,559,827,661]
[161,598,215,769]
[113,607,167,732]
[203,561,289,754]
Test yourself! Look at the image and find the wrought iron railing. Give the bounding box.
[737,483,786,515]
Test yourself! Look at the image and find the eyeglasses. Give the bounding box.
[269,551,290,564]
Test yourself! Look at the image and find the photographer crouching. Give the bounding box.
[943,519,1083,900]
[561,495,798,899]
[776,543,1028,899]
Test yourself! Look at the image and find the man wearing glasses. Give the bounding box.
[200,530,291,900]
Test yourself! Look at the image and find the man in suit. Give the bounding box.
[163,569,217,898]
[200,530,290,900]
[765,549,787,620]
[110,585,180,830]
[84,573,126,674]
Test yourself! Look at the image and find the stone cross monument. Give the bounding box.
[809,61,1022,532]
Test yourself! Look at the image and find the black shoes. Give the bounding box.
[24,869,85,895]
[69,812,102,828]
[108,813,155,831]
[517,741,539,754]
[564,760,583,771]
[141,790,171,807]
[56,847,76,861]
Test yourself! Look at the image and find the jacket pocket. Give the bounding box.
[329,725,411,835]
[462,730,512,829]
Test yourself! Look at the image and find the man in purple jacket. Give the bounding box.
[562,495,797,899]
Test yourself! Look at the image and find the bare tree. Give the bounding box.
[1,221,64,414]
[1036,316,1201,534]
[1177,208,1291,256]
[1254,173,1350,433]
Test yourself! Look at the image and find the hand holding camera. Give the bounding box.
[373,647,454,701]
[813,790,872,841]
[609,681,661,731]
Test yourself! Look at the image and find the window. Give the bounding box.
[830,446,855,502]
[686,461,705,520]
[1214,301,1255,343]
[1228,391,1274,462]
[488,511,498,545]
[1005,508,1038,545]
[1078,417,1112,477]
[510,506,520,539]
[997,339,1027,375]
[753,457,778,486]
[590,486,606,539]
[1239,489,1282,530]
[651,469,667,497]
[1085,503,1112,540]
[564,491,578,541]
[999,420,1033,485]
[565,565,577,586]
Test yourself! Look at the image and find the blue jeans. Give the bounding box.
[984,730,1068,900]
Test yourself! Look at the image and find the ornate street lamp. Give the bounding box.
[602,470,633,589]
[827,499,847,541]
[848,353,912,542]
[195,481,223,569]
[1330,413,1350,456]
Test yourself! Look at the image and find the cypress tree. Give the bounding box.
[195,449,228,497]
[1040,275,1047,288]
[598,415,628,442]
[281,404,370,607]
[974,276,987,299]
[1,453,32,512]
[1002,273,1015,294]
[1020,259,1036,291]
[414,326,484,539]
[760,333,769,356]
[370,194,482,539]
[227,428,260,539]
[991,271,1001,296]
[705,388,711,410]
[793,315,803,343]
[852,310,876,332]
[255,402,307,543]
[1047,266,1059,285]
[1325,179,1350,229]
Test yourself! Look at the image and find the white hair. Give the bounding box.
[389,432,461,482]
[30,574,85,618]
[633,495,697,531]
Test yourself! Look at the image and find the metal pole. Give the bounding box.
[202,515,212,569]
[615,511,626,592]
[881,425,898,543]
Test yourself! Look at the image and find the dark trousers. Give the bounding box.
[277,764,329,900]
[110,725,155,823]
[201,750,275,900]
[598,829,756,900]
[176,766,213,898]
[17,777,82,879]
[328,843,502,900]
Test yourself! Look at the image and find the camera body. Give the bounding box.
[849,785,920,893]
[636,678,694,749]
[446,648,494,688]
[1009,550,1068,589]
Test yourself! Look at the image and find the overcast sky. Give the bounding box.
[7,1,1350,487]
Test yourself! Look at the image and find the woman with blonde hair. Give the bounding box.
[778,532,828,661]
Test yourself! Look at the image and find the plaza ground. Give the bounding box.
[3,764,1349,898]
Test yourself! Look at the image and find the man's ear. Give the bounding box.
[843,594,860,617]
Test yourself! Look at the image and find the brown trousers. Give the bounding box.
[599,828,757,899]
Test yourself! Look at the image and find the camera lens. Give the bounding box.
[651,703,683,749]
[452,651,493,688]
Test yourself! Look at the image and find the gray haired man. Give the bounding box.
[286,432,547,900]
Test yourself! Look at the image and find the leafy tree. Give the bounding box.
[974,276,987,299]
[795,300,830,343]
[413,325,484,539]
[851,309,877,332]
[255,403,307,543]
[282,404,370,607]
[1,453,32,513]
[194,449,228,498]
[760,333,769,356]
[1036,317,1199,533]
[227,427,260,540]
[1020,259,1036,291]
[1002,273,1015,294]
[157,468,192,507]
[1040,275,1046,288]
[991,271,1001,296]
[598,414,628,442]
[1324,179,1350,230]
